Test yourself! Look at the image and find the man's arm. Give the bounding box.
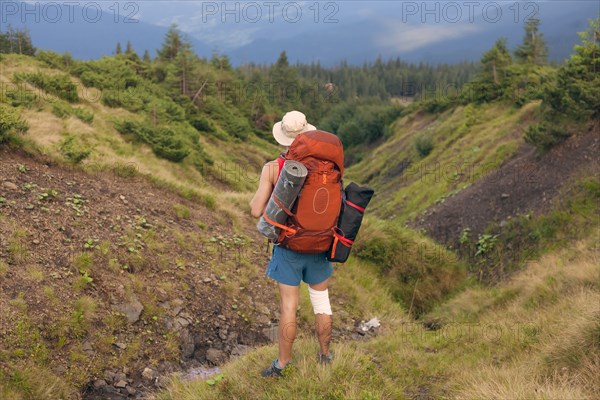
[249,162,277,218]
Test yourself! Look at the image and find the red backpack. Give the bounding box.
[273,130,344,254]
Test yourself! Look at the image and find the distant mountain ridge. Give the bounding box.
[3,0,597,64]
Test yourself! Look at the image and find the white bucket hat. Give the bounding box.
[272,111,316,146]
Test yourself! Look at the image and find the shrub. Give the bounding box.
[524,123,571,154]
[152,128,190,162]
[71,107,94,124]
[101,87,146,111]
[114,119,192,162]
[423,96,451,113]
[0,105,29,143]
[201,98,251,140]
[51,101,71,119]
[59,135,91,163]
[189,115,216,133]
[36,49,73,69]
[414,134,434,158]
[3,88,38,108]
[14,72,79,103]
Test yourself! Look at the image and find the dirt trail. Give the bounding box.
[415,125,600,246]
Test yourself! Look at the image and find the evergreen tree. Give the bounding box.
[115,42,122,55]
[275,50,289,69]
[158,24,183,61]
[210,52,232,71]
[546,18,600,120]
[125,40,140,63]
[270,51,299,106]
[481,38,512,84]
[125,40,135,55]
[164,41,195,96]
[515,18,548,65]
[0,26,35,55]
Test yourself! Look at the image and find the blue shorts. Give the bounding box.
[266,245,333,287]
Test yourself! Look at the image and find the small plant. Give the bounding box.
[70,296,97,337]
[73,252,93,275]
[9,292,28,312]
[459,228,471,245]
[66,194,87,216]
[475,234,498,256]
[173,204,191,220]
[17,164,26,173]
[202,194,216,209]
[8,229,28,264]
[83,239,97,250]
[206,373,224,386]
[74,270,94,290]
[97,241,111,256]
[38,189,58,201]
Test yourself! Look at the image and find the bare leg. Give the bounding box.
[309,278,332,356]
[277,283,299,367]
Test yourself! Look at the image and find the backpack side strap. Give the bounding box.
[262,213,297,237]
[272,195,295,218]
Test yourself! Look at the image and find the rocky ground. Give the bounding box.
[0,147,276,398]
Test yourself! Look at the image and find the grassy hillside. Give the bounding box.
[160,237,599,399]
[345,101,537,222]
[0,54,278,195]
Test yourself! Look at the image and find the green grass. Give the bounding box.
[160,238,600,400]
[0,364,73,400]
[346,102,537,222]
[352,218,467,317]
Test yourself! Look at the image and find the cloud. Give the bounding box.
[155,8,262,49]
[376,21,481,53]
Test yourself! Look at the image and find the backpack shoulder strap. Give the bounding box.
[276,153,286,179]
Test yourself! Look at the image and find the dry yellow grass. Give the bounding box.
[20,110,64,150]
[159,238,599,400]
[451,241,599,399]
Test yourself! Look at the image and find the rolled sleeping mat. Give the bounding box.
[257,160,308,240]
[327,182,375,263]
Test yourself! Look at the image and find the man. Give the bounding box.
[249,110,335,377]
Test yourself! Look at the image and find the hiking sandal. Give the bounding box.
[318,351,334,365]
[261,358,289,378]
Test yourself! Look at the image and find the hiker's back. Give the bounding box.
[277,130,344,254]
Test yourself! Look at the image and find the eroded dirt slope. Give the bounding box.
[0,148,278,398]
[415,125,600,247]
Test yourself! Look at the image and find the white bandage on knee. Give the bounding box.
[308,287,332,315]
